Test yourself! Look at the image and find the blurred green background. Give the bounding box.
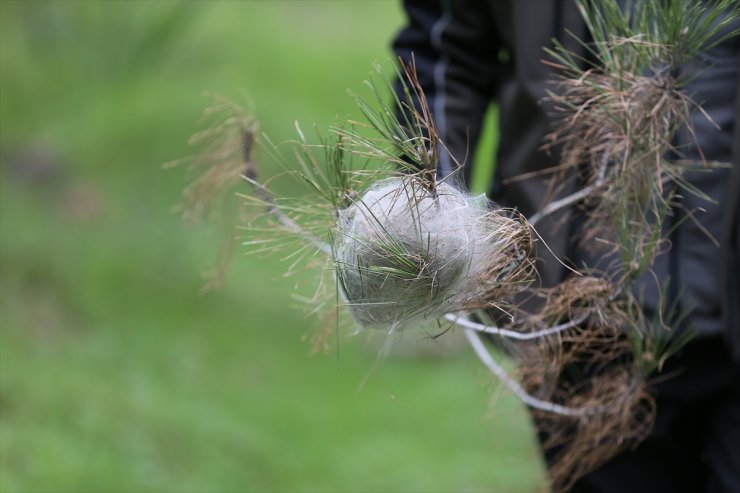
[0,2,544,492]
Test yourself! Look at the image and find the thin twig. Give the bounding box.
[242,175,331,255]
[240,126,331,255]
[445,312,589,340]
[528,151,610,227]
[463,329,596,417]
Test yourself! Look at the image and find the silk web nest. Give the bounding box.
[332,175,533,331]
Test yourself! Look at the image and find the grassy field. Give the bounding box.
[0,2,544,492]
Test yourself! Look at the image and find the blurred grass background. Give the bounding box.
[0,2,544,492]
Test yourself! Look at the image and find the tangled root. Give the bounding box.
[518,277,656,492]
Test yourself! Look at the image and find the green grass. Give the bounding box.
[0,2,544,492]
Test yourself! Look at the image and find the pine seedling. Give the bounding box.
[177,3,736,491]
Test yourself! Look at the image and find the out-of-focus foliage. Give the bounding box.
[0,2,542,492]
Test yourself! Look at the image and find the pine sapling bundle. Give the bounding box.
[175,2,737,491]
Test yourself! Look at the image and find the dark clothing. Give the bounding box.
[571,338,740,493]
[393,0,740,491]
[392,0,739,347]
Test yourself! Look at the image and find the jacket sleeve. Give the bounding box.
[392,0,503,184]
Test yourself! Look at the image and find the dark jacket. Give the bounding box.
[392,0,739,358]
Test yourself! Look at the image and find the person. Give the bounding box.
[391,1,740,491]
